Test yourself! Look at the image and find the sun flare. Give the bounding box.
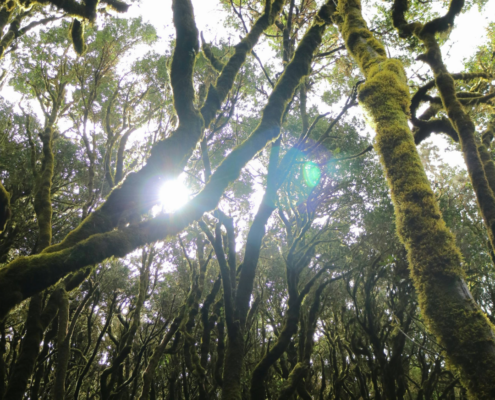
[159,180,190,213]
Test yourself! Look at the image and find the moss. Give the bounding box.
[200,277,221,367]
[184,331,206,377]
[277,362,309,400]
[250,293,302,399]
[70,18,86,56]
[482,118,495,148]
[0,30,15,60]
[0,183,10,234]
[420,0,464,35]
[197,2,334,219]
[0,0,333,325]
[338,0,495,397]
[477,142,495,197]
[170,0,200,124]
[392,0,495,254]
[52,288,69,400]
[0,5,13,33]
[38,0,281,258]
[139,311,184,400]
[413,116,459,145]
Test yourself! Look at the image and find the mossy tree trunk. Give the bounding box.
[3,92,61,399]
[335,0,495,397]
[393,0,495,255]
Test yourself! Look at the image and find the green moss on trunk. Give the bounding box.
[0,182,10,234]
[337,0,495,397]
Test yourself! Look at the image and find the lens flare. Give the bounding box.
[303,162,321,187]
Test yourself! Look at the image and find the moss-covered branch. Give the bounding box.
[101,248,152,398]
[37,0,283,262]
[3,294,44,400]
[73,293,117,400]
[199,276,221,369]
[200,220,235,336]
[410,73,491,145]
[234,141,280,331]
[339,0,495,397]
[42,0,202,254]
[410,72,492,120]
[52,288,69,400]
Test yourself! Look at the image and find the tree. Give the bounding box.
[0,0,495,399]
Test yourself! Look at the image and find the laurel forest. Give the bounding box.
[0,0,494,399]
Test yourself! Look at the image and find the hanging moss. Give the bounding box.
[70,19,86,56]
[338,0,495,397]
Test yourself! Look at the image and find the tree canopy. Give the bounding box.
[0,0,495,399]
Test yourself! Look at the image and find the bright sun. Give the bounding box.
[159,179,190,213]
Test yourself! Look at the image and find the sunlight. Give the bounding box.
[159,179,190,213]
